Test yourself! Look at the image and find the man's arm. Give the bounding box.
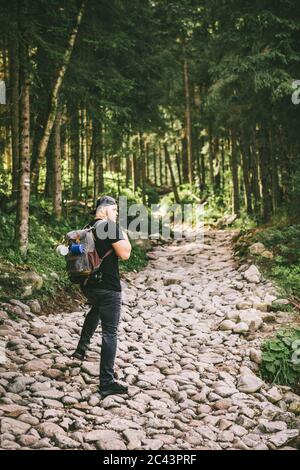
[112,229,132,260]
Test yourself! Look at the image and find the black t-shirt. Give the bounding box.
[87,219,125,292]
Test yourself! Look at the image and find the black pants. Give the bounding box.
[77,286,122,386]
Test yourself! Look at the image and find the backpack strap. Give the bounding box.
[97,248,113,268]
[91,219,114,273]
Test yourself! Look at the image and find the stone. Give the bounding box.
[264,386,283,403]
[108,418,141,432]
[233,322,249,334]
[7,377,28,394]
[250,349,262,365]
[199,353,224,364]
[0,404,27,417]
[243,265,261,284]
[138,372,164,385]
[175,298,190,310]
[269,430,299,447]
[0,417,31,436]
[213,399,232,411]
[261,251,273,259]
[26,300,42,314]
[249,243,266,256]
[23,359,52,372]
[213,384,237,398]
[238,310,263,330]
[261,421,287,433]
[19,271,44,291]
[9,299,31,312]
[87,429,126,450]
[54,434,79,449]
[237,372,263,394]
[18,434,39,447]
[37,422,66,439]
[81,361,99,377]
[123,429,146,450]
[219,320,236,331]
[289,402,300,415]
[236,301,253,310]
[142,438,164,450]
[35,389,64,400]
[18,414,39,426]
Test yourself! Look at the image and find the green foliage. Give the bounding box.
[236,223,300,298]
[144,184,160,205]
[260,329,300,387]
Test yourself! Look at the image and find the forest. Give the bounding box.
[1,0,300,453]
[1,0,300,245]
[0,0,300,313]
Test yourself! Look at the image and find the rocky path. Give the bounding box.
[1,229,300,450]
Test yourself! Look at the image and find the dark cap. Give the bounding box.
[90,195,117,215]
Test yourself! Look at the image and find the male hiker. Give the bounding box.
[72,195,131,398]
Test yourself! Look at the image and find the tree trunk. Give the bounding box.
[175,140,182,185]
[269,124,280,212]
[16,0,30,257]
[131,136,138,193]
[181,136,189,183]
[200,136,206,192]
[9,0,20,199]
[146,141,150,181]
[208,126,214,190]
[85,115,91,206]
[183,46,193,185]
[139,132,146,205]
[258,123,273,223]
[250,130,261,218]
[164,142,180,203]
[153,146,157,186]
[79,107,85,195]
[230,130,240,216]
[44,141,54,198]
[31,2,85,191]
[53,109,62,220]
[221,139,225,191]
[125,133,130,188]
[159,142,163,186]
[97,121,104,194]
[240,134,253,216]
[71,106,80,199]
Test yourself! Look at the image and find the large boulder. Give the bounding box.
[238,309,263,331]
[243,265,261,284]
[249,242,266,256]
[237,367,264,393]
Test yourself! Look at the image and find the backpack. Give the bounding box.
[65,221,112,285]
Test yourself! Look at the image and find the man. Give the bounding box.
[72,195,131,398]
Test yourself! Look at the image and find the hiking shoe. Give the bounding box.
[71,348,86,361]
[99,382,128,398]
